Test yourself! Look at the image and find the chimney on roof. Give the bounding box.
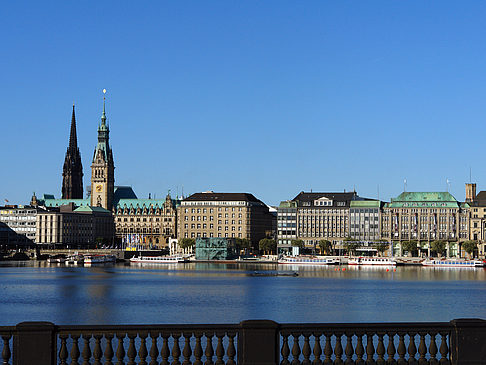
[466,183,476,202]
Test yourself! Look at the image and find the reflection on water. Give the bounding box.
[0,261,485,325]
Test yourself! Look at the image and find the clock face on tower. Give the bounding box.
[95,184,103,193]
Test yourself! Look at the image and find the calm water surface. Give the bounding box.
[1,261,485,325]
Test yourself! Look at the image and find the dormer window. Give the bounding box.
[314,197,333,206]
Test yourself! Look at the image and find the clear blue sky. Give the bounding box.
[2,1,486,206]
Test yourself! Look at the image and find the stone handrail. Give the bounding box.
[1,319,485,364]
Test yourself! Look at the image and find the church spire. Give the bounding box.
[62,104,84,199]
[69,104,78,150]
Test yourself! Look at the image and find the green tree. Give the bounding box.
[401,240,418,257]
[373,240,389,256]
[462,240,478,259]
[291,239,305,249]
[318,240,332,255]
[343,239,360,256]
[235,238,251,252]
[179,238,196,250]
[430,240,447,257]
[259,238,276,254]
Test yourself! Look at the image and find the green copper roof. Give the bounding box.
[74,206,111,213]
[392,192,457,202]
[387,192,460,208]
[350,200,381,208]
[279,201,297,208]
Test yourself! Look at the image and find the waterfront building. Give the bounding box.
[177,192,274,248]
[36,203,113,247]
[62,105,84,200]
[381,192,469,257]
[114,190,179,248]
[277,191,360,254]
[464,183,486,257]
[0,205,40,246]
[349,199,384,254]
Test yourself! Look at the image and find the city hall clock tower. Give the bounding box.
[90,91,115,210]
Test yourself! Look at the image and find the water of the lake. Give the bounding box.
[1,261,485,325]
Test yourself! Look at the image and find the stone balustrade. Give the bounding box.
[1,319,486,364]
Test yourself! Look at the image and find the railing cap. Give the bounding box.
[16,322,56,331]
[451,318,486,327]
[239,320,279,329]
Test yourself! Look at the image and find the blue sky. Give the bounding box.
[2,1,486,206]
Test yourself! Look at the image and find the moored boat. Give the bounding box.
[129,255,189,264]
[348,257,397,266]
[47,254,66,264]
[84,254,116,265]
[277,256,339,265]
[422,259,484,268]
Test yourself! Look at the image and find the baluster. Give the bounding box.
[161,333,170,365]
[139,332,148,365]
[182,332,193,365]
[396,333,406,365]
[291,333,301,365]
[417,333,427,365]
[149,332,159,365]
[376,333,385,365]
[366,333,376,365]
[323,333,333,365]
[59,334,68,365]
[116,333,126,365]
[204,332,214,365]
[127,333,137,365]
[281,333,291,365]
[344,333,354,365]
[439,332,450,365]
[426,333,436,365]
[193,332,203,365]
[226,331,236,365]
[353,332,364,365]
[104,334,115,365]
[93,335,102,365]
[302,333,311,365]
[386,332,396,365]
[172,333,182,365]
[71,334,81,365]
[81,334,92,365]
[407,332,417,365]
[334,333,343,365]
[2,335,12,365]
[312,332,322,365]
[215,332,224,365]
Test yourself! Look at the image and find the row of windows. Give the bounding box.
[184,207,244,213]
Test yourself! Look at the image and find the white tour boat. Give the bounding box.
[47,254,66,264]
[130,255,189,264]
[277,256,339,265]
[422,259,485,268]
[348,257,397,266]
[84,254,116,265]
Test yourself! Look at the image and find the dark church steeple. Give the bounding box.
[62,104,84,199]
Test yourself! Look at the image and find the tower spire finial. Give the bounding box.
[101,89,107,124]
[69,104,77,150]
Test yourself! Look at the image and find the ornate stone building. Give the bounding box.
[36,95,178,249]
[114,191,179,248]
[381,192,469,257]
[90,98,115,210]
[61,105,83,199]
[277,191,361,254]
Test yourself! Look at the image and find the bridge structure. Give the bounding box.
[1,319,485,364]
